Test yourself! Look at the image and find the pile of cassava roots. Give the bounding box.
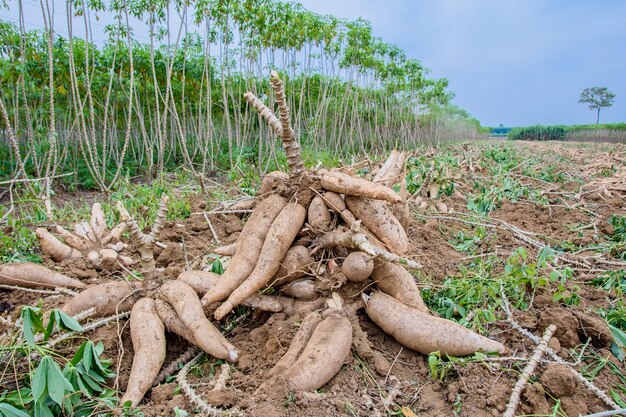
[0,72,506,411]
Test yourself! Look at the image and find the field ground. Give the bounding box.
[1,139,626,416]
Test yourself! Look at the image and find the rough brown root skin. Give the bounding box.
[319,224,420,270]
[177,270,219,292]
[238,294,285,313]
[90,203,107,241]
[259,171,289,195]
[374,150,406,187]
[212,242,237,256]
[321,171,402,203]
[348,312,391,375]
[201,194,287,307]
[267,312,323,378]
[120,298,166,408]
[55,225,91,251]
[0,262,85,289]
[179,270,284,313]
[271,296,326,317]
[215,202,307,320]
[261,311,352,396]
[153,299,198,346]
[61,280,142,318]
[436,201,448,213]
[228,198,256,211]
[307,195,332,231]
[73,222,93,241]
[279,279,317,299]
[36,228,82,261]
[344,196,409,253]
[321,192,357,224]
[269,245,313,287]
[365,291,506,356]
[160,280,238,361]
[392,179,411,232]
[104,222,127,244]
[371,261,428,312]
[342,252,374,282]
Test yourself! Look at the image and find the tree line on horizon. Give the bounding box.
[0,0,483,194]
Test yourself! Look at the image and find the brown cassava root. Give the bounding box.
[31,71,511,410]
[0,262,85,289]
[120,298,166,408]
[35,203,131,266]
[319,223,421,269]
[364,291,506,356]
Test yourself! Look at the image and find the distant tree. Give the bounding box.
[578,87,616,125]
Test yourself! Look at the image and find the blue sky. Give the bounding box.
[299,0,626,127]
[3,0,625,127]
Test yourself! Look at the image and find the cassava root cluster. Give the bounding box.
[1,71,506,411]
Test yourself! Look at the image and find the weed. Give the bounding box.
[468,176,545,215]
[592,270,626,297]
[449,226,487,256]
[0,216,42,263]
[423,247,578,330]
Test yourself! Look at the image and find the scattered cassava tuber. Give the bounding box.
[0,262,85,289]
[364,291,506,356]
[342,252,374,282]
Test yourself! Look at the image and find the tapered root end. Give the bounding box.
[214,301,233,321]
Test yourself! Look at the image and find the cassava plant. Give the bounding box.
[0,72,505,411]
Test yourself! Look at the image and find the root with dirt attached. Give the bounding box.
[35,203,133,267]
[6,71,509,411]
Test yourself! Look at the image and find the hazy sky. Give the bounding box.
[297,0,626,126]
[3,0,625,126]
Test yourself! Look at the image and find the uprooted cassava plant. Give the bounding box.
[1,71,507,411]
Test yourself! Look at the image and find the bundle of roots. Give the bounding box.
[0,71,506,410]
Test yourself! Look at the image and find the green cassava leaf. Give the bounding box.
[0,403,31,417]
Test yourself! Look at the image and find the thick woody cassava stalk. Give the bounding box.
[244,72,304,176]
[269,71,304,176]
[503,324,556,417]
[117,195,169,276]
[243,92,282,136]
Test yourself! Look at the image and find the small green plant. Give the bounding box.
[0,216,41,264]
[592,270,626,297]
[581,215,626,261]
[211,258,225,275]
[449,226,487,255]
[406,152,459,196]
[605,215,626,260]
[468,176,544,215]
[549,266,580,305]
[173,407,189,417]
[1,307,117,416]
[427,351,461,381]
[423,247,577,330]
[481,145,520,172]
